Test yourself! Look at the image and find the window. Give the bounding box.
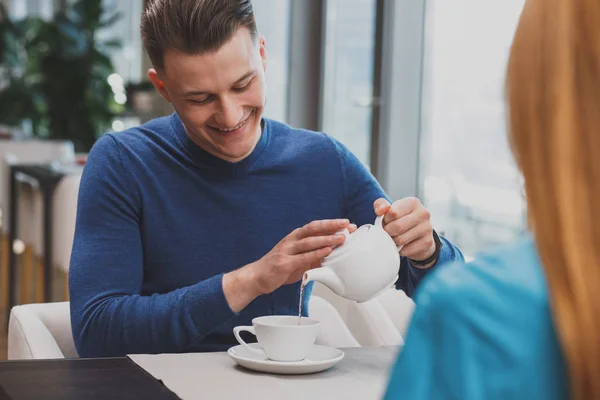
[6,0,144,84]
[418,0,527,257]
[321,0,378,167]
[7,0,53,20]
[100,0,144,85]
[252,0,291,123]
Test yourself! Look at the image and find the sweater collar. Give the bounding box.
[169,112,270,176]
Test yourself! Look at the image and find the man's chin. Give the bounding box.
[211,139,258,162]
[217,150,252,162]
[213,128,262,160]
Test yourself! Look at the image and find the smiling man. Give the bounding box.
[68,0,464,358]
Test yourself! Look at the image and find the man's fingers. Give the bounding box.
[374,198,391,216]
[383,197,421,225]
[286,258,325,285]
[385,209,427,237]
[292,234,346,254]
[393,221,432,248]
[294,219,350,239]
[295,247,333,266]
[400,235,436,260]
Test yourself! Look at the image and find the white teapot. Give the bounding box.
[303,215,401,303]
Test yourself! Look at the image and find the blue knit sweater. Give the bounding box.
[69,113,463,357]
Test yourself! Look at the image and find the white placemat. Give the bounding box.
[128,346,400,400]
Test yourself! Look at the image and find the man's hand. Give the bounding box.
[374,198,437,268]
[223,219,356,312]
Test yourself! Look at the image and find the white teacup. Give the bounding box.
[233,316,320,362]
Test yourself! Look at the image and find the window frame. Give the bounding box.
[373,0,427,200]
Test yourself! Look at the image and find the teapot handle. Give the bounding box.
[375,215,403,251]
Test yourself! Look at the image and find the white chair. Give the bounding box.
[345,298,404,347]
[7,297,361,360]
[312,282,415,347]
[376,287,416,338]
[308,295,360,348]
[8,301,78,360]
[51,172,82,300]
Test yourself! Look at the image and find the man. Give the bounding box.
[69,0,464,358]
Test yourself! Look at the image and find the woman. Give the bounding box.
[384,0,600,398]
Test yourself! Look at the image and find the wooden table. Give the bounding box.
[0,358,179,400]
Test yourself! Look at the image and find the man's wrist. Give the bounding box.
[408,230,443,269]
[410,258,437,270]
[222,264,261,313]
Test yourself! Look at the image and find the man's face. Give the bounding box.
[149,27,267,162]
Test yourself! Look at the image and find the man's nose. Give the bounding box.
[215,96,244,128]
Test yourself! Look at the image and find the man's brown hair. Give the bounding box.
[141,0,258,71]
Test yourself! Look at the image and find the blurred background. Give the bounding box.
[0,0,526,358]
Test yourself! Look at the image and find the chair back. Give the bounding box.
[8,301,78,360]
[308,295,360,348]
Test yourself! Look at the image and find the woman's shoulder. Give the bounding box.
[413,234,558,364]
[385,235,567,399]
[418,234,563,365]
[422,235,548,311]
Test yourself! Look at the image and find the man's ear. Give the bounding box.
[148,69,172,102]
[259,35,267,72]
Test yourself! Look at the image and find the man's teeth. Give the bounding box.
[217,120,246,132]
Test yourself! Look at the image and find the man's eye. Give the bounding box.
[233,80,252,92]
[188,96,212,105]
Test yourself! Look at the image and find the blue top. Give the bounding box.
[69,113,463,357]
[384,235,568,400]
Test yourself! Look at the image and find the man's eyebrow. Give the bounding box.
[233,70,256,84]
[182,71,256,97]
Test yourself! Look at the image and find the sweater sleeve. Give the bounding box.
[331,137,464,297]
[396,236,465,296]
[69,134,236,358]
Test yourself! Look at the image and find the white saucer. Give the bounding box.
[227,343,344,375]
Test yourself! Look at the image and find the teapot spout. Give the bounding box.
[303,268,345,297]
